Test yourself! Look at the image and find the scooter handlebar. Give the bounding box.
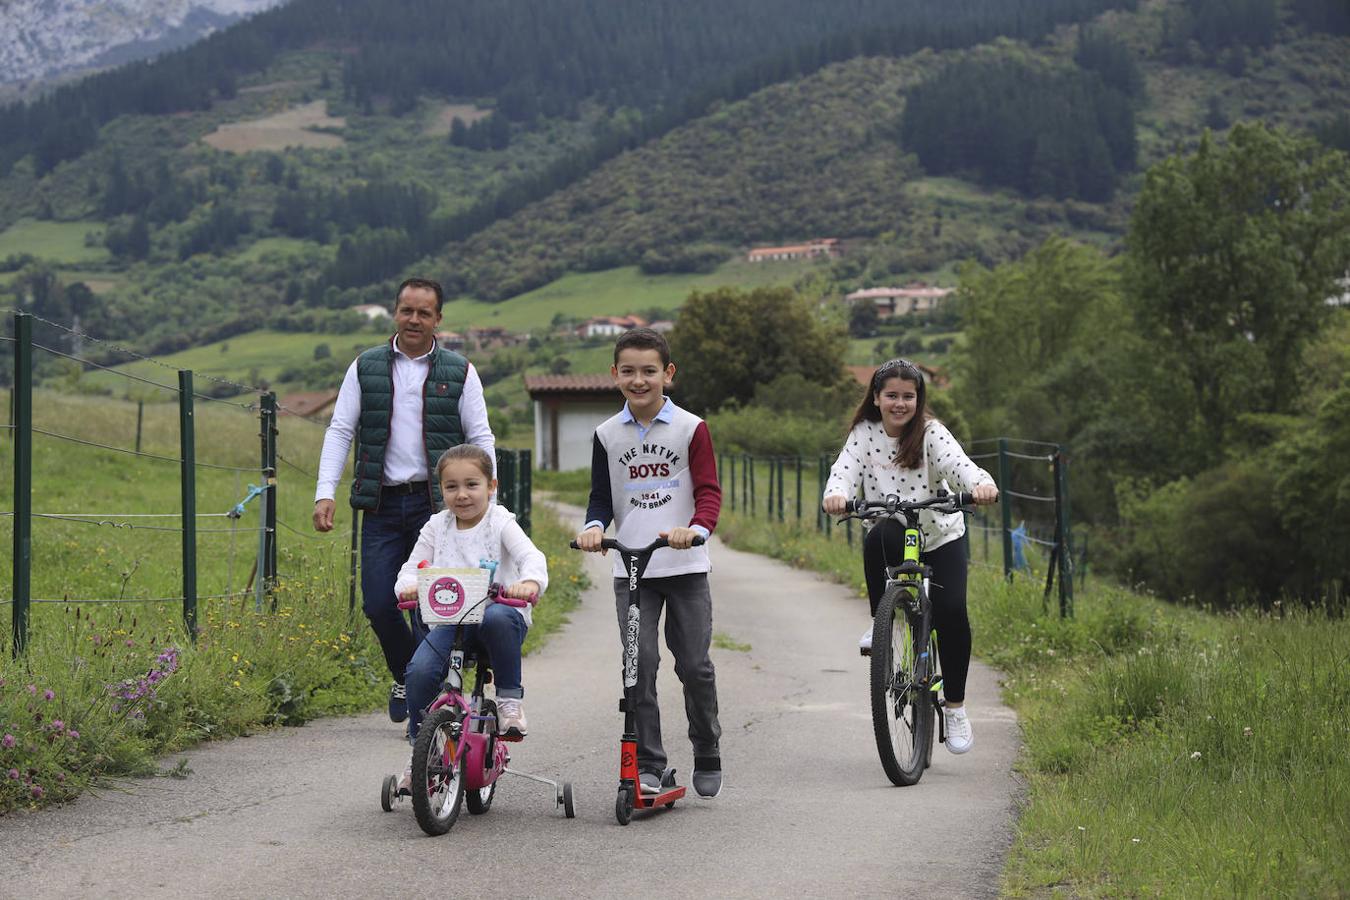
[569,535,705,554]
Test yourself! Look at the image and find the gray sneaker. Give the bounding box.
[692,757,722,799]
[638,772,662,795]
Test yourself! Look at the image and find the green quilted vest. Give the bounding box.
[349,341,468,511]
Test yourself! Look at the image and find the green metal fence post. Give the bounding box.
[1056,448,1074,617]
[777,457,784,522]
[348,509,360,616]
[257,393,278,612]
[729,455,736,511]
[748,455,755,517]
[998,437,1013,579]
[11,313,32,657]
[519,448,533,535]
[135,399,144,455]
[179,370,198,640]
[795,455,802,522]
[766,455,774,518]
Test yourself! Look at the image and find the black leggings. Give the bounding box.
[863,523,972,704]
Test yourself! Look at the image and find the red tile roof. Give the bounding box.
[524,374,621,395]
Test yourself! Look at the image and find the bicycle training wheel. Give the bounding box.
[411,707,466,835]
[870,587,929,786]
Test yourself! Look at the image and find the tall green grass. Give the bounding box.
[715,511,1350,897]
[0,390,585,812]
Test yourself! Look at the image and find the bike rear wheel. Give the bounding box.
[411,707,466,835]
[870,587,931,786]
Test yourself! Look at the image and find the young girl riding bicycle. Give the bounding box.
[394,445,547,788]
[821,358,997,754]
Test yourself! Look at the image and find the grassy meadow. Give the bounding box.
[0,390,586,812]
[714,509,1350,897]
[0,219,109,265]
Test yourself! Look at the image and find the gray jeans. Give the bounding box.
[613,573,722,774]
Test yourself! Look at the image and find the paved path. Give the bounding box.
[0,513,1019,898]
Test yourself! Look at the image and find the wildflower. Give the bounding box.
[1,734,13,749]
[26,684,36,695]
[1077,826,1086,832]
[1190,751,1202,760]
[6,768,17,780]
[68,730,79,740]
[50,720,64,733]
[1132,838,1141,844]
[1242,726,1253,737]
[31,784,44,799]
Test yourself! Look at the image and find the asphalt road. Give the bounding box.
[0,514,1020,899]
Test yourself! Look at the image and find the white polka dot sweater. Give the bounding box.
[824,419,995,552]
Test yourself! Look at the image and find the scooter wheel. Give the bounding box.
[615,785,634,826]
[563,782,576,819]
[380,774,397,812]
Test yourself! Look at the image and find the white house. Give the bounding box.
[575,315,648,339]
[351,303,392,321]
[845,283,952,318]
[524,373,623,471]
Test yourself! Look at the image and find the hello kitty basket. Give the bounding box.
[417,567,494,625]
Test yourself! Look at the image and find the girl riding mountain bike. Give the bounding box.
[821,358,998,755]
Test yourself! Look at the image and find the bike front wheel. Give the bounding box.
[411,707,466,835]
[870,587,931,786]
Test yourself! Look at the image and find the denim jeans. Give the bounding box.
[360,489,434,684]
[404,603,528,741]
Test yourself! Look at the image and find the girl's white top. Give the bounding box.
[824,419,995,553]
[394,504,548,627]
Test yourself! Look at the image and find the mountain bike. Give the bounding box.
[840,491,973,786]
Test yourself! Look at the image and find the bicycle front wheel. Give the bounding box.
[411,707,466,835]
[870,587,930,786]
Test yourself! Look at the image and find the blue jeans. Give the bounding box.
[360,489,434,684]
[404,603,528,741]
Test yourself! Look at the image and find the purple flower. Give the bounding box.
[42,689,54,701]
[1,733,13,749]
[30,784,43,799]
[25,684,36,695]
[67,730,79,740]
[5,768,17,780]
[50,720,64,733]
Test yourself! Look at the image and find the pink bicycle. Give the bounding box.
[380,573,575,835]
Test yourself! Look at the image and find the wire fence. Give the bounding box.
[2,310,533,656]
[719,437,1078,616]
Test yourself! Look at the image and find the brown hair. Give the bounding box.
[614,327,670,367]
[435,444,494,481]
[846,358,933,469]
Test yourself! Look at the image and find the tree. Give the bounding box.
[1126,124,1350,463]
[848,298,879,337]
[668,286,848,415]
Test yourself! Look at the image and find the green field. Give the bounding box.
[0,218,110,265]
[235,236,332,265]
[85,328,387,398]
[442,258,822,330]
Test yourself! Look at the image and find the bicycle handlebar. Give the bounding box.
[568,535,706,554]
[844,492,974,516]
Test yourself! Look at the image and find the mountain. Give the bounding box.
[0,0,287,93]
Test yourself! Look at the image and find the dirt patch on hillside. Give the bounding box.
[425,103,493,136]
[202,100,345,152]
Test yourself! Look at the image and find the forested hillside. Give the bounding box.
[1,0,1347,362]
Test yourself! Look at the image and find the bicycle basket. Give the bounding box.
[418,567,493,625]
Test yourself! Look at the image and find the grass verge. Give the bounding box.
[715,510,1349,897]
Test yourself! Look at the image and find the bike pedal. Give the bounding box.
[859,646,871,657]
[498,731,525,743]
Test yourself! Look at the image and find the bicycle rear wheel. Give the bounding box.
[870,587,930,786]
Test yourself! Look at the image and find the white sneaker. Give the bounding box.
[858,625,873,656]
[944,706,974,754]
[497,698,527,738]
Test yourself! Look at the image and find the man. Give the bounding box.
[313,277,495,723]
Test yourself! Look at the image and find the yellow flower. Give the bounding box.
[232,680,241,687]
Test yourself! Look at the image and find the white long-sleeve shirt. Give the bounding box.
[394,505,547,627]
[314,338,494,502]
[824,419,995,552]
